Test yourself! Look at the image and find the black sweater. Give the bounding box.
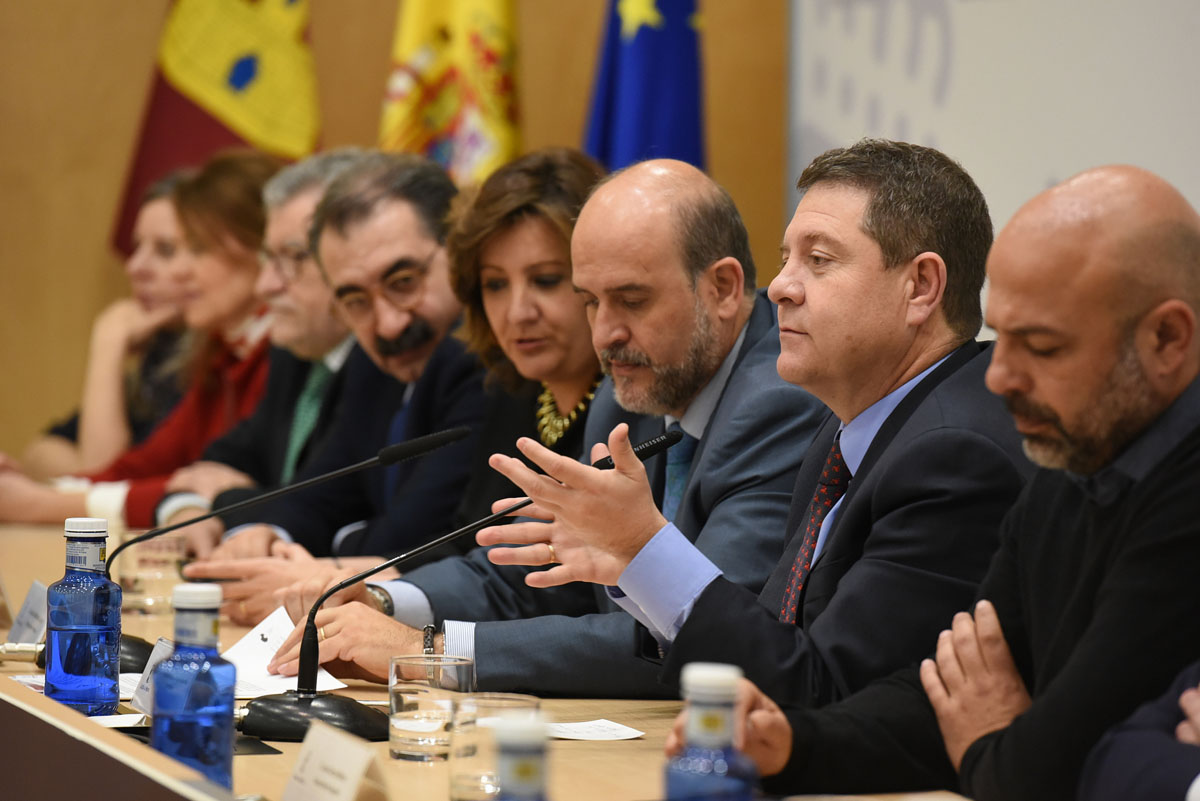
[770,402,1200,801]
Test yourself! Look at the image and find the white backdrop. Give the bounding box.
[788,0,1200,230]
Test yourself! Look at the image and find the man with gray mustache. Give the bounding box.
[207,152,486,565]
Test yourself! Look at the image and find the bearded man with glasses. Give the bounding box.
[180,152,486,617]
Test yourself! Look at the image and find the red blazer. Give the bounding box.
[85,337,270,527]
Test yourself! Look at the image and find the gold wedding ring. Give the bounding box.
[239,601,247,618]
[547,543,558,564]
[319,626,326,642]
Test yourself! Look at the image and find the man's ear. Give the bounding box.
[1137,298,1196,389]
[703,256,747,320]
[905,251,948,327]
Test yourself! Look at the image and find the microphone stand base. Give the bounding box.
[119,635,156,674]
[238,690,389,742]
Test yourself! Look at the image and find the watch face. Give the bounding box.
[367,585,394,617]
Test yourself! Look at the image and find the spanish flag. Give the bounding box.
[378,0,519,184]
[112,0,319,254]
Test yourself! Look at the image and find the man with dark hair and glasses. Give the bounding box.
[181,152,486,623]
[265,158,825,693]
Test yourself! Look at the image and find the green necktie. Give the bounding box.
[280,362,333,484]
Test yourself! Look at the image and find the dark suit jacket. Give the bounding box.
[765,387,1200,801]
[248,335,486,559]
[663,341,1035,707]
[1079,658,1200,801]
[404,292,828,697]
[187,345,352,528]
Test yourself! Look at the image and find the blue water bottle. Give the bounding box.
[665,663,759,800]
[44,517,122,715]
[151,583,236,789]
[495,714,549,801]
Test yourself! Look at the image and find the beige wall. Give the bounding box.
[791,0,1200,227]
[0,0,785,455]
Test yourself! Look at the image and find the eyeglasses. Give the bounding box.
[333,250,437,324]
[258,245,312,283]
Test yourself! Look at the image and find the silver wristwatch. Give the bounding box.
[364,584,395,617]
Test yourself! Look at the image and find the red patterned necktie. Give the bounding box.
[779,436,849,623]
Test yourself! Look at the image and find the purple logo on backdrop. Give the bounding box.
[798,0,955,169]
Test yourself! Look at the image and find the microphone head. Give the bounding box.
[658,428,684,449]
[590,427,684,470]
[377,426,471,466]
[631,427,683,460]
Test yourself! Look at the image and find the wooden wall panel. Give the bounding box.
[0,0,785,454]
[0,1,169,455]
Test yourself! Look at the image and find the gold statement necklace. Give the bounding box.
[536,378,602,447]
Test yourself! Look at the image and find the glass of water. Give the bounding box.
[115,530,186,614]
[450,693,541,800]
[389,654,476,761]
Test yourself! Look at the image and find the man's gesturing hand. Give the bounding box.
[477,423,667,588]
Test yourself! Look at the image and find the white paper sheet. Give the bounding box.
[221,606,346,699]
[546,719,645,740]
[9,672,143,701]
[91,713,149,728]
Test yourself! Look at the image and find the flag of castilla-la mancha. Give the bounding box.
[112,0,319,254]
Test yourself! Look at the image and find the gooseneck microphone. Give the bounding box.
[91,427,470,674]
[237,428,683,742]
[104,426,472,578]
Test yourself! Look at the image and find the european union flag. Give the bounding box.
[584,0,705,170]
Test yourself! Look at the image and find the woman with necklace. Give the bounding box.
[446,147,606,525]
[152,149,604,621]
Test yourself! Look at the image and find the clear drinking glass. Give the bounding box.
[115,530,186,614]
[449,693,541,801]
[389,654,476,761]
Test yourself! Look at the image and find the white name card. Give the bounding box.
[8,580,48,644]
[547,718,646,740]
[0,574,12,628]
[129,637,175,714]
[282,720,389,801]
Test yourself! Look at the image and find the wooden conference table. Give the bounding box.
[0,523,966,801]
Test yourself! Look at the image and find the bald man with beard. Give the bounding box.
[266,159,825,695]
[720,166,1200,801]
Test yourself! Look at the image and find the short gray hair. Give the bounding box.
[262,147,369,210]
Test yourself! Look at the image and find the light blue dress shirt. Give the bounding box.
[610,354,949,646]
